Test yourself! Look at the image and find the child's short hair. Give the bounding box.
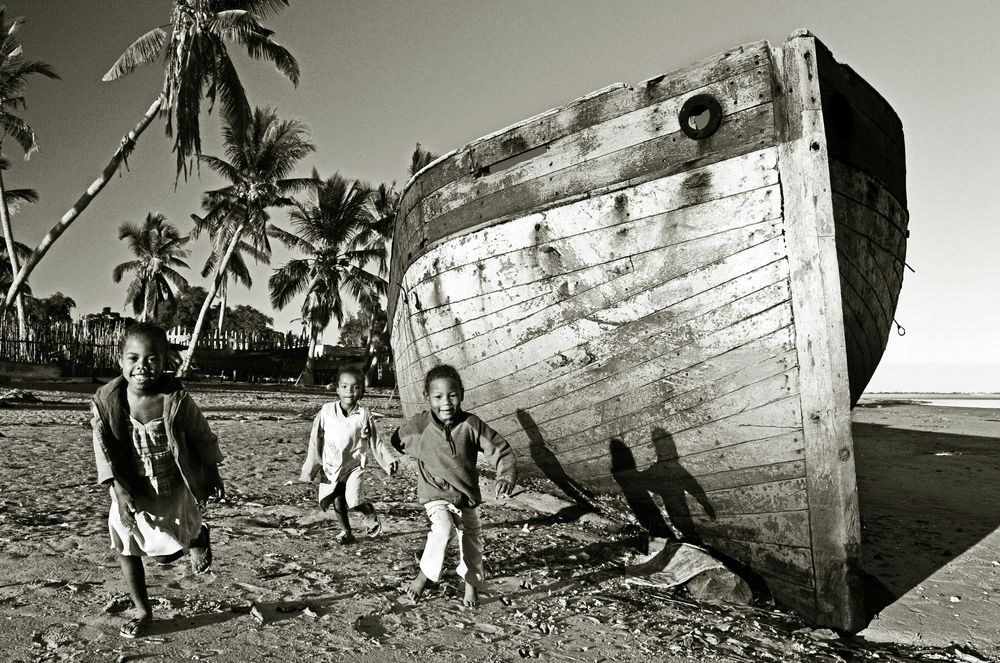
[424,364,464,395]
[336,366,366,386]
[119,322,170,355]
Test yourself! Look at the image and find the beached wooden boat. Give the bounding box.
[387,31,907,631]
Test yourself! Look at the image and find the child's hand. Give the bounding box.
[206,464,226,500]
[113,483,138,530]
[495,479,515,498]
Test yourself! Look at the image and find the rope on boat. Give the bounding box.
[893,319,906,336]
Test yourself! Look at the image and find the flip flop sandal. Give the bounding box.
[336,530,356,545]
[189,525,213,574]
[119,616,151,639]
[364,513,383,538]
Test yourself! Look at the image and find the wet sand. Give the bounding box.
[1,383,996,662]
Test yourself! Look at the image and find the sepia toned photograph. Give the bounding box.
[0,1,997,661]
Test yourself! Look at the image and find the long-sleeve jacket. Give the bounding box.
[391,410,516,507]
[91,376,223,502]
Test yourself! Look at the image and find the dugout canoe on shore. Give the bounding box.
[386,30,907,631]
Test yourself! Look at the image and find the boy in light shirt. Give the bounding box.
[301,367,397,544]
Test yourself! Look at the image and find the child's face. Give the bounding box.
[120,335,165,392]
[337,372,364,409]
[426,377,462,424]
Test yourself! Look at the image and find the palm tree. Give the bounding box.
[3,0,299,313]
[346,143,436,380]
[113,212,191,321]
[0,233,29,321]
[0,7,59,335]
[200,235,267,334]
[268,172,385,385]
[178,106,313,376]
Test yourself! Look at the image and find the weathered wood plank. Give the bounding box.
[402,229,787,391]
[829,159,908,234]
[400,185,781,326]
[402,148,780,298]
[399,214,785,371]
[418,66,773,226]
[760,573,818,619]
[397,225,788,392]
[495,342,798,455]
[556,377,803,473]
[673,510,812,548]
[702,535,815,588]
[774,32,863,631]
[389,41,774,321]
[397,41,772,225]
[451,277,793,415]
[651,475,808,518]
[413,104,777,255]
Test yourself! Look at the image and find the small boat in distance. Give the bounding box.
[388,30,907,631]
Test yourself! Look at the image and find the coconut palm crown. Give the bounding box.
[113,212,191,321]
[177,106,313,376]
[268,172,387,384]
[3,0,298,313]
[103,0,299,178]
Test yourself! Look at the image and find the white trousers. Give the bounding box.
[419,500,484,586]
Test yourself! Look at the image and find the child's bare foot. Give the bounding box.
[189,525,212,574]
[336,530,356,545]
[406,571,428,601]
[119,612,152,639]
[463,583,479,607]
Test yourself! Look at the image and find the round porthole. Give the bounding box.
[679,94,722,139]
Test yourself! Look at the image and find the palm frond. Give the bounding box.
[102,27,166,81]
[268,258,311,309]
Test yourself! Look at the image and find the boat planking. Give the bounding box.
[387,31,907,631]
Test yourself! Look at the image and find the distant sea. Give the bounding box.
[862,393,1000,409]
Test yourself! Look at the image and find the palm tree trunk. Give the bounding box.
[2,95,164,312]
[296,327,318,386]
[0,170,27,337]
[363,311,381,386]
[177,224,244,377]
[216,281,227,335]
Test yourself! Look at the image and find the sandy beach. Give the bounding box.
[1,383,997,662]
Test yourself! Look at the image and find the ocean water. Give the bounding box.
[918,399,1000,409]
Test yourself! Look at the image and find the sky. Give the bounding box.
[3,1,998,392]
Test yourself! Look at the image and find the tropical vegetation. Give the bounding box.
[112,212,191,321]
[267,172,386,385]
[0,7,58,333]
[178,106,314,376]
[2,0,299,313]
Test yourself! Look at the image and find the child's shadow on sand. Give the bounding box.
[147,594,355,636]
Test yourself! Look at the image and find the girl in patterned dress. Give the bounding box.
[91,323,224,639]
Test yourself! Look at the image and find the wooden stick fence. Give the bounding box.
[0,319,310,379]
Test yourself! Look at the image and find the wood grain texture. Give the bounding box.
[388,32,907,632]
[774,33,864,631]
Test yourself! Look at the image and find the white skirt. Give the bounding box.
[108,483,202,557]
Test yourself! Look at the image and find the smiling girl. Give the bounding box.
[91,322,224,638]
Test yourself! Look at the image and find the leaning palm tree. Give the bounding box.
[0,234,29,321]
[113,212,191,321]
[178,106,313,376]
[0,7,59,335]
[268,172,385,385]
[3,0,299,313]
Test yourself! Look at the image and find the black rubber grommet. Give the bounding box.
[679,94,723,139]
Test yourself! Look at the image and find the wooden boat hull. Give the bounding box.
[388,31,907,631]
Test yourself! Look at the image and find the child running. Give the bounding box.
[391,364,516,607]
[301,367,398,544]
[91,322,224,639]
